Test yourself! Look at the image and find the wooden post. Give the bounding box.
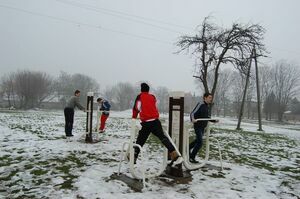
[85,92,94,143]
[166,91,184,177]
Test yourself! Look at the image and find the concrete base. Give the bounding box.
[159,169,192,184]
[110,173,144,192]
[165,164,183,177]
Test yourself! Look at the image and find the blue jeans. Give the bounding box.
[189,127,204,159]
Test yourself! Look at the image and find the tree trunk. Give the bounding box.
[223,97,226,117]
[278,112,283,122]
[247,100,251,119]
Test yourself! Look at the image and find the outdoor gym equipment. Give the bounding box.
[182,118,223,171]
[118,91,224,188]
[85,92,94,143]
[118,119,169,188]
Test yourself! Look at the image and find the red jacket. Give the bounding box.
[132,92,159,122]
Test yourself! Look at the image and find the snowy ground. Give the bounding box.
[0,109,299,199]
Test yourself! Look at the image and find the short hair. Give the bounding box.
[74,90,80,95]
[141,83,150,92]
[97,98,102,102]
[203,92,212,98]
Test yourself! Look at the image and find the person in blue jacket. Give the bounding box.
[189,92,218,163]
[97,98,111,133]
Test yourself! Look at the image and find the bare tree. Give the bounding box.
[109,82,135,111]
[230,71,245,117]
[211,69,234,117]
[246,71,257,119]
[184,92,199,113]
[271,60,300,121]
[71,73,99,95]
[102,85,115,108]
[53,71,74,96]
[259,65,273,109]
[14,70,53,109]
[290,97,300,115]
[1,73,16,107]
[263,92,276,120]
[176,16,266,97]
[54,71,99,106]
[153,86,169,113]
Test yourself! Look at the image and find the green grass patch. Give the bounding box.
[0,169,19,181]
[0,155,12,166]
[30,169,48,176]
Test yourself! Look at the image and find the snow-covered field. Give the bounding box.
[0,109,299,199]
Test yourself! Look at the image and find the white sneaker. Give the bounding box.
[172,156,183,165]
[66,137,73,142]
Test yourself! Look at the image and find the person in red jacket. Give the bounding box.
[132,82,180,163]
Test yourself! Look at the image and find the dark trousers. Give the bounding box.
[64,107,74,136]
[134,119,175,157]
[189,127,204,159]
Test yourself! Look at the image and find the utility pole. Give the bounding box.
[254,47,263,131]
[237,50,253,130]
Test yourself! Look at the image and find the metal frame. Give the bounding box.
[182,119,223,171]
[118,114,224,189]
[118,119,168,188]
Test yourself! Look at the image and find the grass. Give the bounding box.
[207,128,299,174]
[0,111,299,197]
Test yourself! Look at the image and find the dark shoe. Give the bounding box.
[66,134,74,137]
[99,130,104,133]
[126,153,137,164]
[189,158,199,164]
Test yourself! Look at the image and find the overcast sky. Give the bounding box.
[0,0,300,93]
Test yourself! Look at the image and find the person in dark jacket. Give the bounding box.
[64,90,85,137]
[97,98,111,133]
[132,82,180,164]
[189,92,218,163]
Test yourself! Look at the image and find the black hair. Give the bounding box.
[141,83,150,92]
[74,90,80,95]
[203,92,212,98]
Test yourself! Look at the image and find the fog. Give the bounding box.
[1,0,300,93]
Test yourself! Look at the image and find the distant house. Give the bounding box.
[283,110,300,122]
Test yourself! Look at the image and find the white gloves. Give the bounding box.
[131,118,142,130]
[136,120,142,130]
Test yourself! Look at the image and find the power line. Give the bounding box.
[0,4,173,45]
[55,0,193,32]
[55,0,188,34]
[0,5,99,28]
[56,1,300,57]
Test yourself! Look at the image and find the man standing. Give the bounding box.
[189,92,218,163]
[96,98,111,133]
[64,90,85,137]
[132,82,180,164]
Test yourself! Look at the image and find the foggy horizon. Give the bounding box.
[1,0,300,93]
